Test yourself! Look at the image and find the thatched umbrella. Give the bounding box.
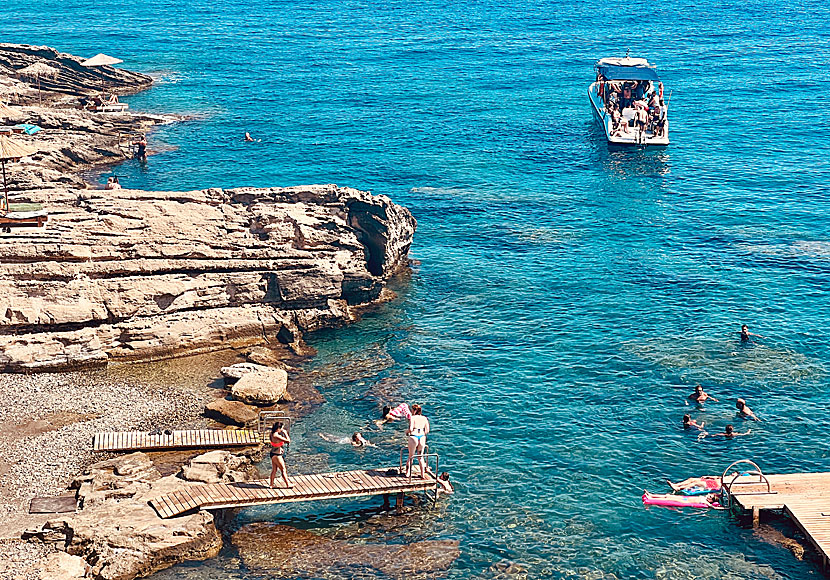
[81,53,124,95]
[0,135,37,213]
[17,61,60,106]
[0,101,23,122]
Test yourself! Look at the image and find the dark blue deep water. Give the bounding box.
[4,0,830,577]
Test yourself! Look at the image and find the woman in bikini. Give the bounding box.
[406,404,430,479]
[269,421,293,489]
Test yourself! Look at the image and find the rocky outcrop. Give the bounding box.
[222,362,289,405]
[181,450,259,484]
[0,184,416,371]
[25,453,222,580]
[0,43,152,104]
[205,397,259,426]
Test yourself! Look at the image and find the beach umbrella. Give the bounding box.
[0,135,38,213]
[17,61,60,107]
[81,53,124,94]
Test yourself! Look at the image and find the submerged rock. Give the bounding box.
[231,523,459,579]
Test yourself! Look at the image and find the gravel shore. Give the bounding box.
[0,362,218,579]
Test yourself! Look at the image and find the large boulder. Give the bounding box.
[205,398,259,426]
[181,450,257,484]
[229,366,289,406]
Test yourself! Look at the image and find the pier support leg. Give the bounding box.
[395,492,404,514]
[752,506,760,527]
[383,494,390,510]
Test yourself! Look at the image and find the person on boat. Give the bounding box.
[740,324,765,343]
[736,398,760,421]
[268,421,293,489]
[707,424,751,438]
[374,402,411,429]
[406,404,430,479]
[620,84,633,110]
[683,414,705,430]
[689,385,718,404]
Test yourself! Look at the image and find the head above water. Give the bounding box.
[736,398,746,409]
[741,324,748,332]
[695,385,704,393]
[411,404,422,415]
[382,405,391,417]
[352,432,361,442]
[725,424,734,434]
[683,414,691,425]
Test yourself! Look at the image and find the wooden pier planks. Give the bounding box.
[728,472,830,567]
[93,429,262,452]
[149,468,440,518]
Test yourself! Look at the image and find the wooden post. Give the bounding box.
[382,494,390,510]
[395,492,404,514]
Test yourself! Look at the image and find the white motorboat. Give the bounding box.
[587,55,669,146]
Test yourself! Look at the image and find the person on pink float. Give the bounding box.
[374,402,411,429]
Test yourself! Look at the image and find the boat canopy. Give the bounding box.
[596,62,660,82]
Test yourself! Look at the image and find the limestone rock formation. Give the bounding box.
[28,453,222,580]
[26,551,90,580]
[181,450,258,484]
[205,398,259,426]
[0,43,152,104]
[230,367,289,405]
[0,184,416,371]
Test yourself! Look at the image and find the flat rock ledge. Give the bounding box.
[24,453,226,580]
[0,184,416,371]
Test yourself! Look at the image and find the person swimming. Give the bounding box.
[707,424,751,438]
[319,432,376,447]
[683,414,705,430]
[740,324,765,343]
[374,403,411,429]
[689,385,718,404]
[736,398,760,421]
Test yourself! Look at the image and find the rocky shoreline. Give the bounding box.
[0,44,418,580]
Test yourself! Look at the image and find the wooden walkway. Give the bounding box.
[93,429,262,452]
[149,468,445,519]
[727,471,830,569]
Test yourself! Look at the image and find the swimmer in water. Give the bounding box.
[740,324,765,343]
[374,403,412,429]
[736,398,760,421]
[707,424,751,438]
[351,432,374,447]
[683,414,705,430]
[689,385,718,404]
[244,132,254,142]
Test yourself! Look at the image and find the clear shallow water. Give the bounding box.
[5,0,830,577]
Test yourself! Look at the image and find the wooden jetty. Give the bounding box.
[93,428,262,452]
[149,468,449,519]
[721,460,830,570]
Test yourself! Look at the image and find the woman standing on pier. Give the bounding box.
[269,421,293,489]
[406,404,430,479]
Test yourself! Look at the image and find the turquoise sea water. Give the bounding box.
[5,1,830,577]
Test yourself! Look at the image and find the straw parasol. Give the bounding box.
[17,61,60,106]
[0,101,23,122]
[0,135,38,213]
[81,53,124,94]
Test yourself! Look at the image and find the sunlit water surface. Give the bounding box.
[4,0,830,577]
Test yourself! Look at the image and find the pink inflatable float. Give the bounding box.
[642,491,723,509]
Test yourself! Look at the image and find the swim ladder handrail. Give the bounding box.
[258,411,292,434]
[398,447,441,503]
[720,459,772,508]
